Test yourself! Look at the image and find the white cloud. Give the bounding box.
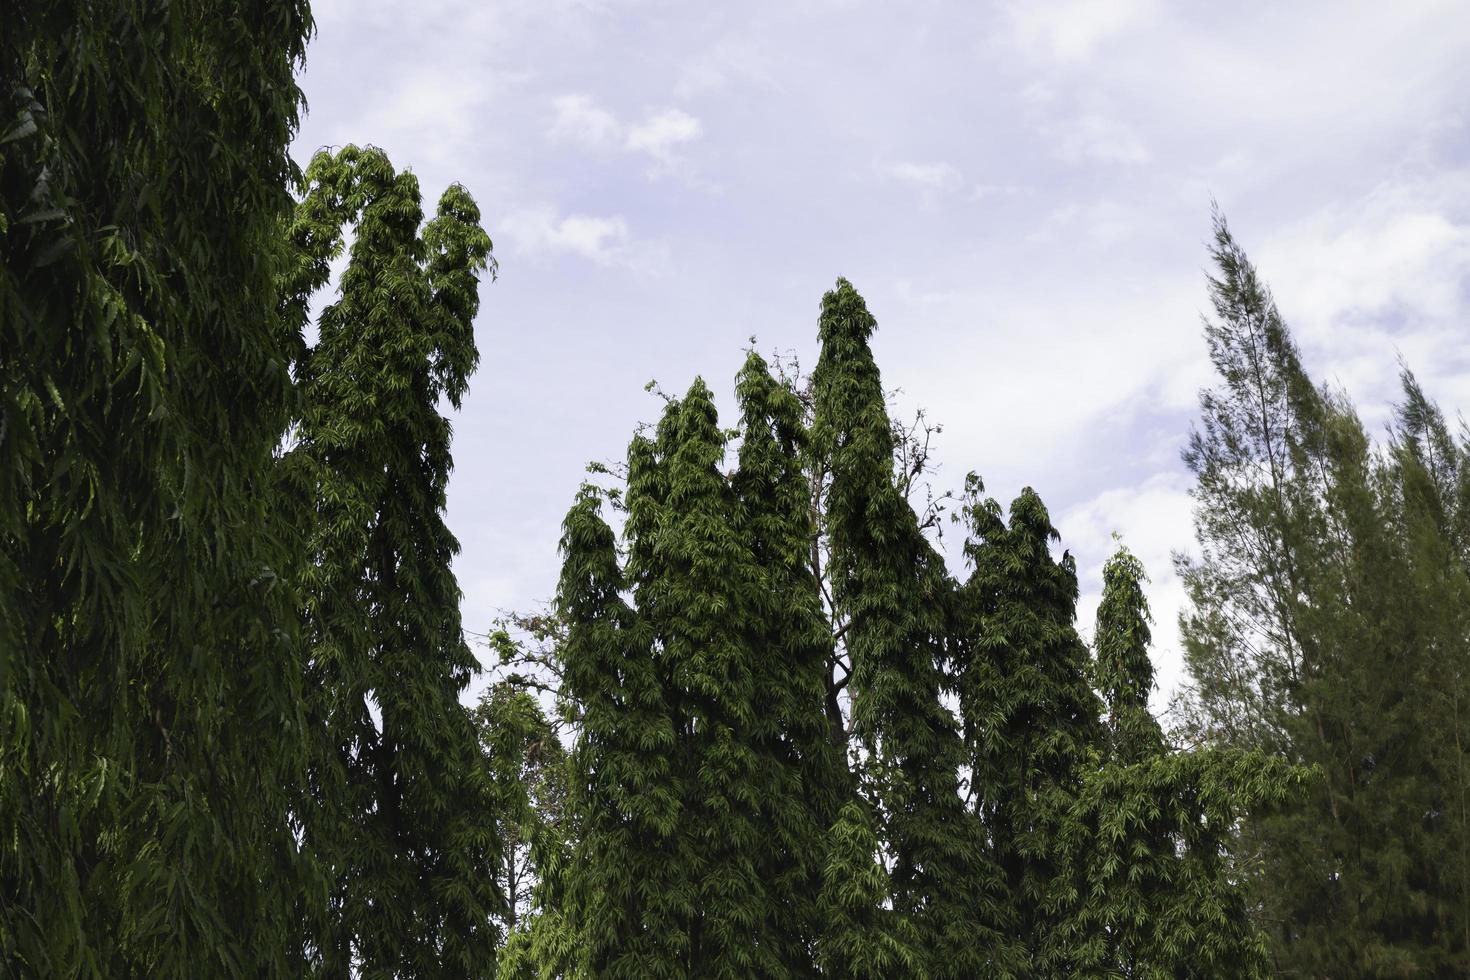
[625,108,704,165]
[1254,173,1470,422]
[546,95,704,175]
[1005,0,1162,63]
[548,93,623,147]
[885,160,964,192]
[500,206,667,274]
[1043,112,1151,165]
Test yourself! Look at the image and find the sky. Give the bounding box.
[292,0,1470,710]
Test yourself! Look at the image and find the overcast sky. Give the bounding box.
[293,0,1470,708]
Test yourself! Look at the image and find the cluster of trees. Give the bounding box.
[5,6,1468,979]
[4,6,501,975]
[488,277,1304,980]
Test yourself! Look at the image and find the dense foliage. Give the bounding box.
[3,4,314,975]
[3,10,1464,979]
[520,278,1303,979]
[281,144,501,976]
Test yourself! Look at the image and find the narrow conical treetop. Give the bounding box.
[557,485,686,979]
[1093,546,1165,763]
[812,279,1017,978]
[284,145,501,977]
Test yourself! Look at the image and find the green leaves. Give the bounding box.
[3,4,314,974]
[284,145,501,977]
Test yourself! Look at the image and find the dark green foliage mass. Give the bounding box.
[954,475,1102,973]
[815,800,920,979]
[1050,547,1303,979]
[281,145,502,977]
[558,370,850,977]
[1093,547,1165,764]
[544,276,1300,979]
[644,380,778,977]
[731,353,850,976]
[9,10,1459,970]
[812,280,1016,979]
[2,3,313,975]
[557,485,686,978]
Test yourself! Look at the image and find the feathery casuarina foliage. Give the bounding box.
[1176,212,1470,975]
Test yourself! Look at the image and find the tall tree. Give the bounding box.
[732,351,850,976]
[557,485,687,979]
[282,145,501,977]
[815,800,921,980]
[1176,211,1470,973]
[1052,547,1298,979]
[1092,547,1165,763]
[812,279,1016,978]
[642,380,781,977]
[954,475,1101,974]
[2,3,313,975]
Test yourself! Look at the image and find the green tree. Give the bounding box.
[472,682,569,937]
[1176,211,1470,974]
[733,351,850,976]
[1054,547,1299,978]
[816,800,920,980]
[1092,547,1166,763]
[2,4,313,975]
[282,145,501,977]
[812,279,1015,978]
[954,475,1101,974]
[557,485,687,979]
[649,382,775,976]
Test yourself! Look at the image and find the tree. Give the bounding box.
[812,279,1016,978]
[1052,547,1299,979]
[645,381,782,976]
[1175,211,1470,973]
[815,800,920,980]
[1093,547,1166,763]
[954,475,1101,974]
[2,3,314,975]
[281,145,501,977]
[557,485,687,979]
[472,682,569,937]
[731,352,854,974]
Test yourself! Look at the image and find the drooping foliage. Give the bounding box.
[12,20,1455,970]
[1092,547,1165,763]
[954,475,1102,972]
[557,484,685,978]
[811,280,1017,978]
[731,352,849,976]
[1049,547,1302,979]
[1,4,314,975]
[815,800,920,980]
[280,145,502,977]
[541,276,1303,979]
[556,370,852,978]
